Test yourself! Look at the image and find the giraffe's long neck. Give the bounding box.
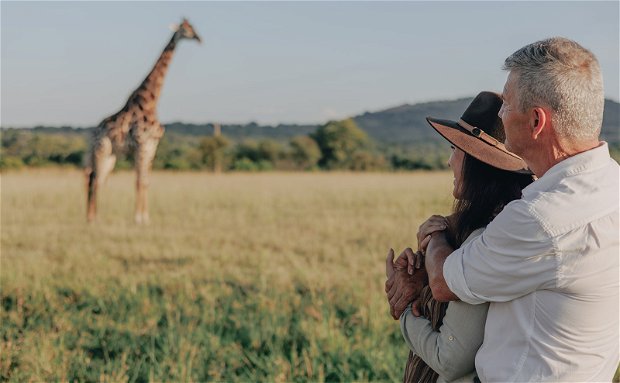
[127,34,179,111]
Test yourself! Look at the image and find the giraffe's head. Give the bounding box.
[173,18,202,43]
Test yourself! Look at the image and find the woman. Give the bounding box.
[386,91,534,383]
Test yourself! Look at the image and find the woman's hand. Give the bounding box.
[417,215,448,253]
[385,248,428,319]
[410,296,423,317]
[408,249,424,275]
[398,247,424,275]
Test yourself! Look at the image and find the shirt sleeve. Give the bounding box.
[400,301,489,381]
[443,199,557,304]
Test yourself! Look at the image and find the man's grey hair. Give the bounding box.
[503,37,604,140]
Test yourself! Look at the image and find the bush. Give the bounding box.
[311,119,371,170]
[199,135,231,172]
[349,151,388,171]
[231,140,285,171]
[231,158,273,172]
[0,156,25,170]
[289,136,321,170]
[390,154,434,170]
[163,157,193,170]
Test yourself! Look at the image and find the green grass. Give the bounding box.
[1,170,454,382]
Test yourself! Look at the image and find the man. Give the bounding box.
[388,37,619,381]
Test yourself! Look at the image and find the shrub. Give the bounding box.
[311,119,371,170]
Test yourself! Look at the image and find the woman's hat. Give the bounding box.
[426,91,531,174]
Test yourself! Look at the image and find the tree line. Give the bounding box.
[3,97,619,171]
[0,119,460,172]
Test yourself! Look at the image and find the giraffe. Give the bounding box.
[86,18,201,224]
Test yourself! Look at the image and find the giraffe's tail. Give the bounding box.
[84,165,92,192]
[86,165,97,222]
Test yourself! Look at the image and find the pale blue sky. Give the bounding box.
[2,1,618,127]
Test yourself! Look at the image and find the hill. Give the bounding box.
[354,98,620,146]
[164,98,619,146]
[7,98,618,146]
[353,98,473,146]
[8,98,617,145]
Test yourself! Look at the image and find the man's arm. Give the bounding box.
[425,231,459,302]
[441,201,556,304]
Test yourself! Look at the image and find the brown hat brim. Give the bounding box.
[426,117,531,174]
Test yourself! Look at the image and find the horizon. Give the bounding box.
[2,1,619,127]
[0,93,481,129]
[3,95,620,130]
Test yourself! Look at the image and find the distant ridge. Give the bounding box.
[355,97,619,145]
[353,97,473,145]
[5,98,619,145]
[166,97,618,145]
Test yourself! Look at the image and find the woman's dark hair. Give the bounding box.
[446,120,535,247]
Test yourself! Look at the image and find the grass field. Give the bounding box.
[1,170,456,382]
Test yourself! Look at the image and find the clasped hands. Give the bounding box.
[385,215,448,320]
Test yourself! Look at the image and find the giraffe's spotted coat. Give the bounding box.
[86,19,201,223]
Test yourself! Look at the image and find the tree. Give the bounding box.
[349,151,388,171]
[311,118,371,170]
[232,139,285,171]
[289,136,321,170]
[257,139,282,164]
[199,135,230,172]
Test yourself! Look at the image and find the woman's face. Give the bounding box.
[448,146,465,199]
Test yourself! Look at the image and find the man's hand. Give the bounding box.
[385,248,428,319]
[417,215,449,253]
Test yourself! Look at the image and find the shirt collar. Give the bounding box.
[522,141,611,197]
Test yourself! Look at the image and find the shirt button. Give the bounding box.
[448,336,454,341]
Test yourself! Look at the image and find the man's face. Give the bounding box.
[499,71,530,155]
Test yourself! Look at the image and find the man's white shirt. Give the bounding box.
[443,142,619,382]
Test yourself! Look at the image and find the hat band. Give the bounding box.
[457,119,523,160]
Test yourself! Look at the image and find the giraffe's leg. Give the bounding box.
[98,154,117,187]
[87,137,114,222]
[134,139,159,224]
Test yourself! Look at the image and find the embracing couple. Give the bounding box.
[385,37,619,382]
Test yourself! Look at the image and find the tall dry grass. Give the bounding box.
[1,169,453,381]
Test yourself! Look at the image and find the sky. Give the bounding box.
[1,1,618,127]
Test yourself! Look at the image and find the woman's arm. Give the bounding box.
[400,301,489,381]
[400,228,488,380]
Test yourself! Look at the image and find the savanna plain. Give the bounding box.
[2,170,454,382]
[3,170,617,382]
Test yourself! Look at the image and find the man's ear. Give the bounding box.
[530,107,548,140]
